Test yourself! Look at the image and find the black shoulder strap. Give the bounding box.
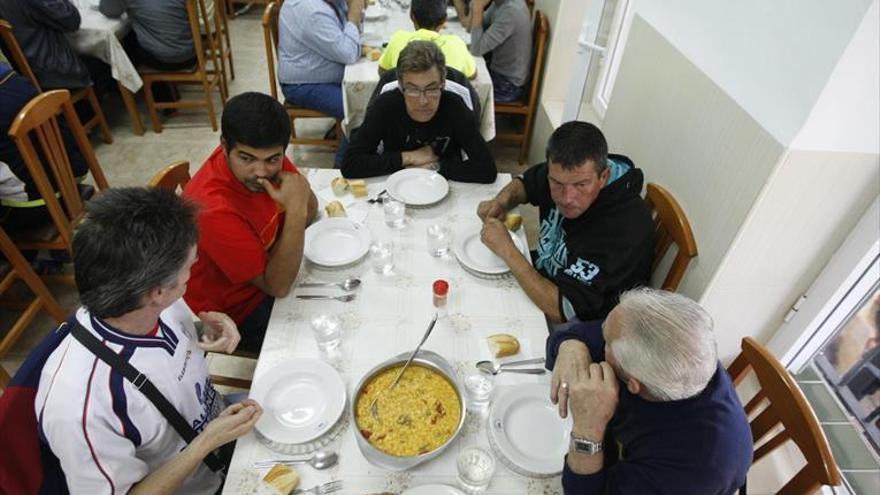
[69,320,225,473]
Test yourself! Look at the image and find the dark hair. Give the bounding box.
[397,40,447,82]
[221,92,291,151]
[546,121,609,173]
[411,0,447,30]
[73,188,199,318]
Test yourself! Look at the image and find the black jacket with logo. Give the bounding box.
[520,154,654,321]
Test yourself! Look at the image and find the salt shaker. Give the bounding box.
[433,279,449,315]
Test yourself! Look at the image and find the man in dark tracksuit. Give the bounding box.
[478,121,654,324]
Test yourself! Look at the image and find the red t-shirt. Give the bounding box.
[182,145,298,323]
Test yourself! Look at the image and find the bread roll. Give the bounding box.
[331,177,349,196]
[262,464,300,495]
[504,213,523,232]
[349,179,368,198]
[368,48,382,61]
[325,200,346,218]
[488,333,520,358]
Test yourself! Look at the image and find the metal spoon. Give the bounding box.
[299,278,362,291]
[476,357,547,375]
[252,450,339,470]
[296,294,357,302]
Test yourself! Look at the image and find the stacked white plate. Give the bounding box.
[250,359,348,454]
[453,224,527,277]
[487,384,572,477]
[385,168,449,207]
[304,218,372,267]
[402,485,465,495]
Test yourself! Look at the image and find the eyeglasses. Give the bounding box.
[401,86,443,99]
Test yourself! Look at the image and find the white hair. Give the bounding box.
[610,288,718,401]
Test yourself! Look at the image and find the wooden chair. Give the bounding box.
[494,10,549,165]
[215,0,235,82]
[645,183,697,292]
[262,2,341,149]
[0,226,66,361]
[0,363,9,391]
[0,19,112,144]
[199,0,231,101]
[6,90,109,265]
[139,0,226,133]
[728,337,842,495]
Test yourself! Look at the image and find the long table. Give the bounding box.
[222,169,561,494]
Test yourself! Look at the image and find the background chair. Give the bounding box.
[645,182,697,292]
[0,364,8,391]
[0,19,112,144]
[728,337,843,495]
[138,0,226,133]
[494,10,549,165]
[262,2,341,149]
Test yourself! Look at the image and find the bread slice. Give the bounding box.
[331,177,349,196]
[488,333,520,358]
[325,201,346,218]
[262,464,300,495]
[349,179,368,198]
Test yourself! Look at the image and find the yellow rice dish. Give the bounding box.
[355,364,461,457]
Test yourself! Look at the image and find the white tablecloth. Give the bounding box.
[222,169,561,495]
[342,4,496,141]
[68,1,142,92]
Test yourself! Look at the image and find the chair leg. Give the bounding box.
[142,81,164,133]
[0,364,10,390]
[203,81,218,132]
[85,87,113,144]
[519,114,534,165]
[226,42,235,80]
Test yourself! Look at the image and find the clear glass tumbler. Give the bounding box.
[463,371,494,411]
[456,446,495,494]
[310,313,341,354]
[383,198,406,228]
[370,241,394,274]
[426,224,451,257]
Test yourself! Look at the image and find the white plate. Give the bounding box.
[251,359,346,445]
[488,383,572,477]
[304,218,372,267]
[385,169,449,206]
[402,485,465,495]
[453,224,526,275]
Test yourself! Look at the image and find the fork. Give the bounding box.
[292,480,343,495]
[366,189,388,204]
[296,294,357,302]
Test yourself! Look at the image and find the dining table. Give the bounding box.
[221,168,563,494]
[343,2,496,142]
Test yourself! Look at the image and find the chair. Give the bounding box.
[644,183,697,292]
[215,0,235,82]
[262,2,341,149]
[727,337,842,495]
[0,363,8,391]
[494,10,549,165]
[199,0,231,102]
[6,90,109,264]
[0,19,112,144]
[138,0,226,133]
[0,226,66,361]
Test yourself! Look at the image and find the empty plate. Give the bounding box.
[453,224,526,275]
[402,485,465,495]
[251,359,346,445]
[304,218,372,267]
[385,168,449,206]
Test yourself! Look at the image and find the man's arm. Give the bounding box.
[340,98,409,178]
[98,0,124,18]
[29,0,82,32]
[452,0,472,29]
[299,2,362,65]
[440,101,496,184]
[469,0,514,56]
[476,176,528,221]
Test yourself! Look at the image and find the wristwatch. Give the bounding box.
[570,433,603,455]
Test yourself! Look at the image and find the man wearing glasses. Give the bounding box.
[341,40,496,183]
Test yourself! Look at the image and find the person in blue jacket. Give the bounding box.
[546,287,753,494]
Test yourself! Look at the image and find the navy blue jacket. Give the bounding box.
[546,321,752,495]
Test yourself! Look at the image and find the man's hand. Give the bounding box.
[550,340,591,418]
[401,145,439,168]
[259,171,311,217]
[477,198,506,222]
[472,0,491,11]
[347,0,365,24]
[196,400,262,454]
[196,311,240,354]
[480,218,517,259]
[569,362,619,440]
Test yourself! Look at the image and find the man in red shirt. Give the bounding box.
[183,92,317,352]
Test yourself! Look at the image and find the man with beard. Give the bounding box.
[183,92,317,353]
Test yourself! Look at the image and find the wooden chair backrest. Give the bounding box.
[727,337,842,495]
[0,19,41,91]
[185,0,213,74]
[522,11,549,109]
[148,160,191,192]
[644,183,697,291]
[0,363,9,391]
[7,90,109,248]
[261,2,281,100]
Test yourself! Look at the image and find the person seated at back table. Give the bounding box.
[454,0,531,102]
[99,0,199,71]
[477,121,653,324]
[341,40,496,183]
[546,288,752,494]
[378,0,476,79]
[183,92,318,354]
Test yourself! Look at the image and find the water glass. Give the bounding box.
[383,198,406,228]
[370,241,394,274]
[426,224,451,257]
[310,313,342,354]
[463,371,494,410]
[456,446,495,494]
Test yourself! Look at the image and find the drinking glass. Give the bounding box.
[426,224,451,257]
[310,313,342,354]
[456,446,495,494]
[463,371,494,410]
[383,198,406,228]
[370,241,394,274]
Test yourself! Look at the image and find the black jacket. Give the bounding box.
[341,90,497,184]
[521,155,654,321]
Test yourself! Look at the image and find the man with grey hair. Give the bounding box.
[545,288,752,494]
[478,121,653,324]
[341,39,496,182]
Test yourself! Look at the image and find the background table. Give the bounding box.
[343,4,496,141]
[222,169,562,494]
